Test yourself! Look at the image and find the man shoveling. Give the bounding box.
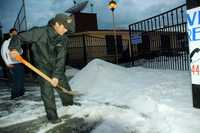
[9,13,75,124]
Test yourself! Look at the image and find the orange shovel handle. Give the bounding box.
[16,55,52,83]
[15,55,78,96]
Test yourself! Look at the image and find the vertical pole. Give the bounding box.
[128,25,133,66]
[82,34,87,66]
[22,0,32,78]
[112,11,118,64]
[23,0,27,30]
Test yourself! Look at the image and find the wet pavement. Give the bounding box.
[0,115,99,133]
[0,77,99,133]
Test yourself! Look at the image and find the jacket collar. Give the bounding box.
[47,26,59,38]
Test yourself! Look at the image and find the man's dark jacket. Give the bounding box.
[9,26,68,80]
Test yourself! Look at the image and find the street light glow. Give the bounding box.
[108,0,117,11]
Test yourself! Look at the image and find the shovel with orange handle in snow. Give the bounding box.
[15,55,80,96]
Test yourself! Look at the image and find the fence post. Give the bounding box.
[82,34,87,66]
[128,25,134,66]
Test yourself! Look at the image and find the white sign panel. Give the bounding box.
[187,7,200,84]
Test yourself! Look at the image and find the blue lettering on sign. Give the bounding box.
[188,27,200,41]
[187,10,200,41]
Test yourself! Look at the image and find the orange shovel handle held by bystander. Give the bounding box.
[15,55,78,96]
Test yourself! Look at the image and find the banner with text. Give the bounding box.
[187,7,200,84]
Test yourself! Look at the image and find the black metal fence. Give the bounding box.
[67,34,130,68]
[129,4,189,71]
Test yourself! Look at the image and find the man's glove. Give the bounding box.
[51,77,59,87]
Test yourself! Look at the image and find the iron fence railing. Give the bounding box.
[129,4,189,71]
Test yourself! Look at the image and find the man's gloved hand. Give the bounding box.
[51,77,59,87]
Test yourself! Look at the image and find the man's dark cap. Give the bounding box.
[54,13,73,31]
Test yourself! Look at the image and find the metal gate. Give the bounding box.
[129,4,189,70]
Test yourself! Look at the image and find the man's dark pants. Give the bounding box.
[39,75,73,121]
[10,63,25,99]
